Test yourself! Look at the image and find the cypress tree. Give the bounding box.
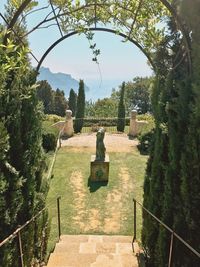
[74,80,85,133]
[0,6,49,266]
[37,80,54,114]
[142,8,200,266]
[117,82,126,132]
[53,88,68,116]
[0,120,23,266]
[179,2,200,265]
[68,88,77,117]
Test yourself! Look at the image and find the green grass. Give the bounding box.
[46,145,148,253]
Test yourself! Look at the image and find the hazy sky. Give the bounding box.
[0,0,153,98]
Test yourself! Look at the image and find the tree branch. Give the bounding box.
[128,0,143,38]
[3,0,32,44]
[22,3,110,38]
[19,4,50,24]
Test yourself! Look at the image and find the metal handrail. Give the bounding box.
[0,197,61,267]
[0,130,62,249]
[0,207,46,248]
[133,198,200,266]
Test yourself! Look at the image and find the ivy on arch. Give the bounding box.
[2,0,191,73]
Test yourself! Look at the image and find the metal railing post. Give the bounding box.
[18,230,24,267]
[57,197,61,240]
[133,198,137,241]
[168,231,174,267]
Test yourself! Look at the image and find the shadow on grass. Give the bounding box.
[87,177,108,193]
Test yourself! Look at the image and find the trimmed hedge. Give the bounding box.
[74,117,130,127]
[42,118,59,152]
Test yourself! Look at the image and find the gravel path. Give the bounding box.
[61,132,138,152]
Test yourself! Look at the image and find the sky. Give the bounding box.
[0,0,153,99]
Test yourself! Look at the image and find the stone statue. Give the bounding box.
[95,127,106,161]
[90,127,109,181]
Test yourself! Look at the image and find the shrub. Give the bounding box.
[42,133,57,152]
[137,129,154,154]
[137,113,154,123]
[45,114,63,123]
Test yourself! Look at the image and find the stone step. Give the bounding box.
[47,253,138,267]
[46,235,139,267]
[59,234,133,243]
[54,241,133,255]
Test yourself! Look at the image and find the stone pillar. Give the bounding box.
[129,110,138,137]
[62,110,74,138]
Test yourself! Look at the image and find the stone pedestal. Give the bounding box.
[90,154,109,182]
[62,110,74,138]
[62,118,74,138]
[129,110,138,137]
[52,109,74,138]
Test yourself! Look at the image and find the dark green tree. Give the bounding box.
[68,88,77,117]
[117,82,126,132]
[74,80,85,133]
[110,77,152,115]
[179,2,200,265]
[53,88,68,116]
[142,9,200,266]
[86,98,117,118]
[125,77,152,114]
[37,80,54,114]
[0,6,49,266]
[0,119,23,266]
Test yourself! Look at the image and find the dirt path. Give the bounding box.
[70,171,87,231]
[61,132,138,152]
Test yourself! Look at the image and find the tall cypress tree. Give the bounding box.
[74,80,85,133]
[53,88,68,116]
[68,88,77,117]
[117,82,126,132]
[37,80,54,114]
[0,6,49,266]
[142,6,200,266]
[179,2,200,265]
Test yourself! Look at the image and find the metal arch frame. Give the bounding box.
[3,0,192,73]
[36,27,155,72]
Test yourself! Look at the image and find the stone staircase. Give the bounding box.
[46,235,141,267]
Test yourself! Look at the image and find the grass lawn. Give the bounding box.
[46,145,148,253]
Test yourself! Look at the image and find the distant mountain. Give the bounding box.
[37,67,89,97]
